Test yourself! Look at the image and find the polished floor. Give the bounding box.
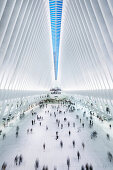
[0,103,113,170]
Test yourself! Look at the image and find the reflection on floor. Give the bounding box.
[0,103,113,170]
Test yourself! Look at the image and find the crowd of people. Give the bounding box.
[0,101,113,169]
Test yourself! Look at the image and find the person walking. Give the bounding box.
[89,164,93,170]
[67,158,70,170]
[43,143,45,150]
[32,120,34,125]
[82,142,85,149]
[69,131,71,136]
[81,165,85,170]
[19,155,23,165]
[35,159,39,169]
[1,162,7,170]
[14,155,18,165]
[72,140,75,148]
[85,163,89,170]
[16,131,18,137]
[77,151,80,161]
[60,140,63,148]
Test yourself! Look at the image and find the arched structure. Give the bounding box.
[0,0,113,122]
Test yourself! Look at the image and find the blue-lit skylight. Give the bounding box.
[49,0,63,80]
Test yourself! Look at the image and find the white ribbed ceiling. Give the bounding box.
[58,0,113,91]
[0,0,54,91]
[0,0,113,91]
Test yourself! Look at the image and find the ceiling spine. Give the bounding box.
[49,0,63,80]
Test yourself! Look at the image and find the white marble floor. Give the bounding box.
[0,103,113,170]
